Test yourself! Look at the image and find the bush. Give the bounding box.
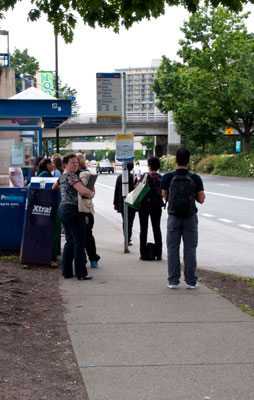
[212,153,254,177]
[196,155,218,174]
[160,155,176,172]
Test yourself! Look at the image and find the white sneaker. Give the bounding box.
[167,283,179,289]
[186,283,199,289]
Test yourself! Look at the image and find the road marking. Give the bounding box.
[218,184,230,187]
[218,218,233,223]
[238,224,254,229]
[206,191,254,202]
[201,213,215,218]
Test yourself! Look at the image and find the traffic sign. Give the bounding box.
[225,128,234,135]
[116,134,134,161]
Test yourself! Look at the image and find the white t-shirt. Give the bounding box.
[9,167,24,188]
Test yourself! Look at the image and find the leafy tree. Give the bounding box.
[10,48,79,113]
[141,136,155,150]
[42,138,70,156]
[10,48,39,91]
[153,7,254,153]
[0,0,250,43]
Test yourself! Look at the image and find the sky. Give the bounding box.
[1,1,254,113]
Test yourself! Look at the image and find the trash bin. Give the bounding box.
[0,188,27,250]
[20,188,58,264]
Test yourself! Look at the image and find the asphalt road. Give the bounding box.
[94,173,254,277]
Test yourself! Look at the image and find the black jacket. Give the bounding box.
[113,172,136,213]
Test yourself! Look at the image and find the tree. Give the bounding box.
[10,48,39,91]
[141,136,155,151]
[153,7,254,153]
[0,0,250,43]
[10,48,79,113]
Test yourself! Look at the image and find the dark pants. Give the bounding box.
[84,213,100,262]
[121,208,136,242]
[167,214,198,286]
[138,207,162,259]
[58,204,88,279]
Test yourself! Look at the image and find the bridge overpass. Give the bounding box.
[43,112,180,156]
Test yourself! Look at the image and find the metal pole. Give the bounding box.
[55,35,60,153]
[121,73,129,253]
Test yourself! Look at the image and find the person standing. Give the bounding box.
[138,156,164,260]
[161,147,205,289]
[52,153,94,280]
[113,161,137,246]
[9,167,24,188]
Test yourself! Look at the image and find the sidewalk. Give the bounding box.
[60,214,254,400]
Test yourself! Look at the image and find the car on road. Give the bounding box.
[96,160,114,174]
[133,160,149,176]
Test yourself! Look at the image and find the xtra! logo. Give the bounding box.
[32,205,52,216]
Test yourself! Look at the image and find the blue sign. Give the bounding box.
[0,188,27,250]
[236,141,241,153]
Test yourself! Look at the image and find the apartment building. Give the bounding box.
[115,59,161,113]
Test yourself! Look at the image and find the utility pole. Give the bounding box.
[121,73,129,253]
[55,35,59,153]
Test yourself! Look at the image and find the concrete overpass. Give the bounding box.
[43,112,181,156]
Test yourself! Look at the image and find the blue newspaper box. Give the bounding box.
[0,188,27,250]
[20,188,58,264]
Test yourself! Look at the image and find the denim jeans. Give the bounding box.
[167,214,198,285]
[58,204,88,279]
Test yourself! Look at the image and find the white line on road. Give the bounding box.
[206,191,254,202]
[218,184,230,187]
[201,213,215,218]
[238,224,254,229]
[218,218,234,223]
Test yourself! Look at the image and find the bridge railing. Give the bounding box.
[63,112,168,125]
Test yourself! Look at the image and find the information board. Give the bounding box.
[116,134,134,161]
[97,73,122,118]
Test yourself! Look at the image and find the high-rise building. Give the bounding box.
[115,59,162,113]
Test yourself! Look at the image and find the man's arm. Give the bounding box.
[196,191,205,204]
[162,189,168,202]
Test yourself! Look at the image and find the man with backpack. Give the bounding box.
[161,148,205,289]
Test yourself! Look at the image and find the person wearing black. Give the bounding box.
[113,161,137,245]
[138,156,164,260]
[161,148,205,289]
[38,158,54,177]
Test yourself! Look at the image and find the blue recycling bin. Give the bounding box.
[0,188,27,250]
[20,188,58,264]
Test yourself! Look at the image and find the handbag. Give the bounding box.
[125,173,150,209]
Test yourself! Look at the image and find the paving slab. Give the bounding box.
[60,213,254,400]
[82,364,254,400]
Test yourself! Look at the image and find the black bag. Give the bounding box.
[145,242,156,261]
[168,171,196,217]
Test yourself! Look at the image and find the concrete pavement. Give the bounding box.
[60,214,254,400]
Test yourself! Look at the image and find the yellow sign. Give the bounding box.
[225,128,234,135]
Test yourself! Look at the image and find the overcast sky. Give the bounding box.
[1,1,254,113]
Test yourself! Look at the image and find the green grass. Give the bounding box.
[0,255,18,261]
[237,305,254,317]
[219,273,254,288]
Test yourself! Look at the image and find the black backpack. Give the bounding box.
[168,171,196,217]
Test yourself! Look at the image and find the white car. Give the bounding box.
[133,160,149,176]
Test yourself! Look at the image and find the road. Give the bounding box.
[93,173,254,277]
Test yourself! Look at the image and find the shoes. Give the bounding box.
[128,240,133,246]
[167,283,179,289]
[90,261,98,268]
[77,275,93,280]
[186,283,199,289]
[156,256,162,261]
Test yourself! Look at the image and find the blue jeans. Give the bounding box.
[58,204,88,279]
[167,214,198,285]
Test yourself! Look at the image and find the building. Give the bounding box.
[115,59,161,113]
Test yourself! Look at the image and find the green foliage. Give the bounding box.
[10,48,39,91]
[42,138,70,156]
[153,7,254,154]
[196,153,254,176]
[160,154,176,172]
[0,0,250,43]
[141,136,155,150]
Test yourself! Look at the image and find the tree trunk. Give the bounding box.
[242,135,251,154]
